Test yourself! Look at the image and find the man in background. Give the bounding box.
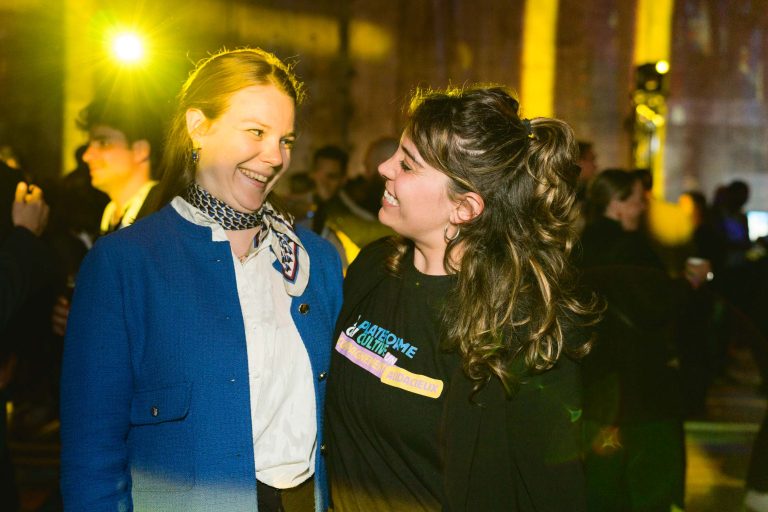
[52,95,163,336]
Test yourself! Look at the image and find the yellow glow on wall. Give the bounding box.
[634,0,673,199]
[648,198,694,247]
[521,0,558,117]
[230,4,391,59]
[350,20,392,60]
[62,0,94,174]
[634,0,674,65]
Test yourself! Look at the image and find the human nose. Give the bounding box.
[82,143,96,163]
[260,139,284,168]
[378,154,398,180]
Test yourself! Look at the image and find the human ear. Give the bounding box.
[185,108,209,141]
[452,192,484,224]
[131,139,151,163]
[604,198,620,221]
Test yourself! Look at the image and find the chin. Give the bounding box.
[377,209,391,227]
[236,195,266,213]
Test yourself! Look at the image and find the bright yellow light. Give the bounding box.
[521,0,559,117]
[655,60,670,74]
[112,32,144,63]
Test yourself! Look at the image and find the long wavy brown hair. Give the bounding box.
[388,86,601,395]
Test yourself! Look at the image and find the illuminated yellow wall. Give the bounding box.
[634,0,674,198]
[62,0,94,174]
[634,0,674,64]
[521,0,558,117]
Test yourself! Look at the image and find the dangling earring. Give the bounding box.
[191,146,201,164]
[444,223,460,242]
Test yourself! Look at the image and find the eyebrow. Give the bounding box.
[401,145,423,167]
[241,119,295,139]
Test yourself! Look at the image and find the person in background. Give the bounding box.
[284,170,359,272]
[51,97,163,337]
[60,47,342,511]
[78,96,163,235]
[310,145,348,209]
[1,180,50,327]
[55,143,110,245]
[344,136,399,218]
[326,86,600,511]
[578,169,688,512]
[309,141,395,252]
[574,140,599,233]
[0,178,50,511]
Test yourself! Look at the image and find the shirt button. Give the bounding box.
[320,443,327,455]
[298,303,310,314]
[318,371,327,381]
[151,406,159,417]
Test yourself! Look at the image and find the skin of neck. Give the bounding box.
[413,239,463,276]
[226,227,261,259]
[106,162,152,216]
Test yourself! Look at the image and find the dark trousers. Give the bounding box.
[257,477,315,512]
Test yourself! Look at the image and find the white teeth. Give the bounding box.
[238,167,268,183]
[383,189,399,206]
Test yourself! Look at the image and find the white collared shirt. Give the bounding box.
[100,180,158,233]
[171,197,316,488]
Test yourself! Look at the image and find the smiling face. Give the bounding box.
[188,84,296,213]
[377,135,456,246]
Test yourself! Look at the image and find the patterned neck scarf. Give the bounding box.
[185,182,262,230]
[184,182,310,296]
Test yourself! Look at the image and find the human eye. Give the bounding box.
[280,137,296,149]
[399,160,413,172]
[89,137,109,149]
[248,128,264,138]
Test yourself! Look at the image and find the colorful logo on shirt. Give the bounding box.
[336,319,444,399]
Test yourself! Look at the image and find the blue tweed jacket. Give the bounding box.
[60,204,343,511]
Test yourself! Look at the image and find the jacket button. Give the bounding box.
[320,443,327,455]
[298,303,310,314]
[318,371,327,381]
[151,406,159,417]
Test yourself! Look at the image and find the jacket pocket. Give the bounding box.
[128,382,194,492]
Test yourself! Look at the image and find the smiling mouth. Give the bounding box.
[238,167,269,184]
[383,188,399,206]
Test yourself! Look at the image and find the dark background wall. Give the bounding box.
[1,0,767,207]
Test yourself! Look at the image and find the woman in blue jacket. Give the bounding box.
[60,48,343,512]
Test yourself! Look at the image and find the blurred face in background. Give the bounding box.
[607,180,646,232]
[311,157,345,201]
[578,147,598,182]
[83,125,148,197]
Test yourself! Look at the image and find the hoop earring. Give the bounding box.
[191,146,201,164]
[444,224,460,242]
